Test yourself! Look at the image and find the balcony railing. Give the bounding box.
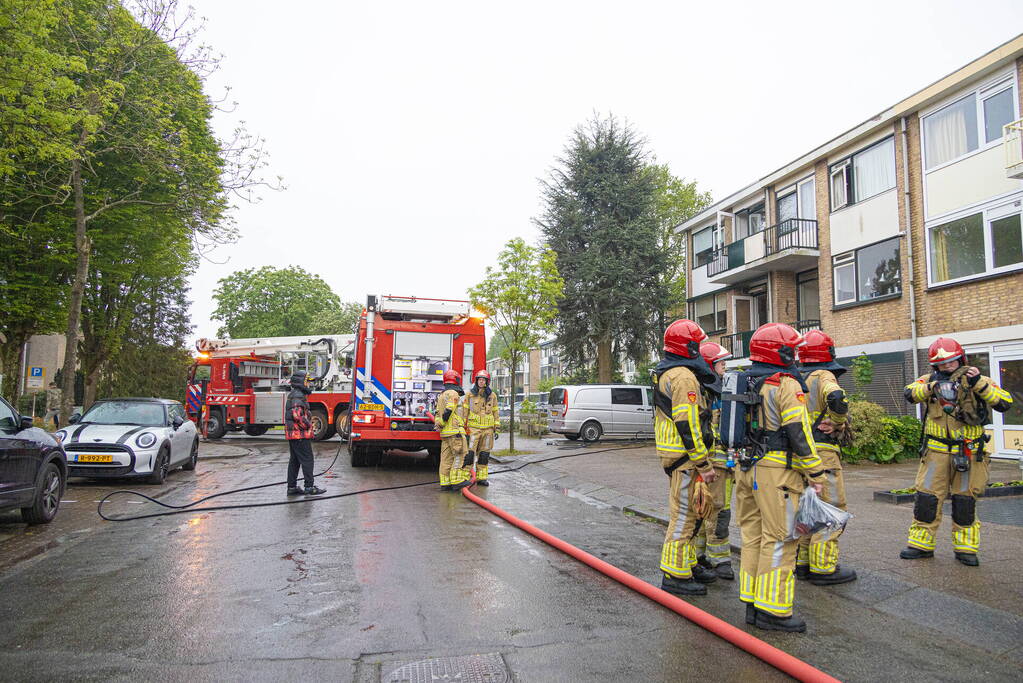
[790,319,821,334]
[721,320,822,359]
[707,219,818,277]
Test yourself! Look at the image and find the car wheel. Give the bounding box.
[310,408,335,441]
[565,433,580,441]
[205,409,227,439]
[580,421,602,443]
[181,438,199,471]
[21,462,63,524]
[147,446,170,484]
[243,424,269,437]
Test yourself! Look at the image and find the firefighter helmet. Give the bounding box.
[474,369,491,383]
[749,323,805,367]
[928,337,964,366]
[663,319,708,358]
[699,341,732,366]
[442,369,461,385]
[798,329,837,364]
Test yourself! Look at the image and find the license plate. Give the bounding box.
[74,454,113,463]
[549,409,558,416]
[358,403,385,411]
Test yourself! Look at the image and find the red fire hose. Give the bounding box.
[461,481,841,683]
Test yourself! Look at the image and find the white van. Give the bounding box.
[546,384,654,442]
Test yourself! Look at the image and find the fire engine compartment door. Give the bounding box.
[391,332,452,419]
[254,392,287,425]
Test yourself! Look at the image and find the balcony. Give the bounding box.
[1005,118,1023,179]
[720,320,822,360]
[707,219,819,284]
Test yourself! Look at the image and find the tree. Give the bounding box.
[309,300,363,336]
[487,326,511,360]
[469,238,563,450]
[212,266,343,338]
[536,113,668,382]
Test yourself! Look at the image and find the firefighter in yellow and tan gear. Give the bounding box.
[466,369,500,486]
[794,330,858,586]
[900,337,1012,566]
[734,322,826,633]
[693,341,736,581]
[434,369,470,491]
[653,319,722,597]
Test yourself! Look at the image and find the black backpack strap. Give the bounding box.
[663,455,690,477]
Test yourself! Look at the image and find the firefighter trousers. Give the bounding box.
[468,428,495,481]
[735,464,805,617]
[797,448,846,574]
[660,466,703,579]
[694,465,734,566]
[906,448,988,554]
[439,434,469,487]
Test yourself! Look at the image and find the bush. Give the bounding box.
[841,400,921,464]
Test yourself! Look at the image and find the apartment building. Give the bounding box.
[486,348,541,404]
[678,35,1023,458]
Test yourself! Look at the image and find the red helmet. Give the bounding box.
[474,369,491,382]
[928,337,964,366]
[442,369,461,384]
[699,341,731,366]
[798,330,836,364]
[749,323,804,367]
[664,319,708,358]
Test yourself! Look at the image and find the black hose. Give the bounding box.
[96,440,646,522]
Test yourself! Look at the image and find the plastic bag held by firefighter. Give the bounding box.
[787,488,852,541]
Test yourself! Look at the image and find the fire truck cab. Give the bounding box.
[187,335,355,441]
[347,295,486,467]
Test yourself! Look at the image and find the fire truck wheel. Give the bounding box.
[243,425,269,437]
[310,408,335,441]
[205,410,227,440]
[335,412,351,439]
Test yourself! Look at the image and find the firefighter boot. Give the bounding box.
[714,561,735,580]
[754,609,807,633]
[691,563,718,584]
[745,602,756,625]
[900,547,934,560]
[795,565,810,580]
[954,552,979,566]
[661,573,707,596]
[808,565,858,586]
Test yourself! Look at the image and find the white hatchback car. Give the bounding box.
[56,398,199,484]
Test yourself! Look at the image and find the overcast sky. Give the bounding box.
[187,0,1023,340]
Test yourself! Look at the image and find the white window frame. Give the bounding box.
[692,225,716,267]
[692,292,727,334]
[924,196,1023,287]
[830,161,850,211]
[921,73,1019,173]
[797,176,816,219]
[831,237,902,306]
[832,252,856,305]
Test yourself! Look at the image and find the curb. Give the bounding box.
[874,484,1023,504]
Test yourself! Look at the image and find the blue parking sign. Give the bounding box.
[30,367,43,377]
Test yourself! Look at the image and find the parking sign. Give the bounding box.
[27,366,45,389]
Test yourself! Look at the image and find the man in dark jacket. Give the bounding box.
[285,371,325,496]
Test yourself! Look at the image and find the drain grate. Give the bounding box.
[383,653,509,682]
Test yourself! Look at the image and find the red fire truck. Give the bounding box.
[186,335,355,441]
[347,295,487,467]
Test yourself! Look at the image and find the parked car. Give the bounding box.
[0,396,67,524]
[547,384,655,442]
[55,398,199,484]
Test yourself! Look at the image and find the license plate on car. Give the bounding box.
[74,454,113,463]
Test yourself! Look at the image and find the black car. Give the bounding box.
[0,396,67,524]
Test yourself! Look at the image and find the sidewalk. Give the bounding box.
[492,437,1023,655]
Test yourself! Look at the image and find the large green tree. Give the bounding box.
[536,113,668,382]
[212,266,346,338]
[469,238,563,450]
[309,300,363,336]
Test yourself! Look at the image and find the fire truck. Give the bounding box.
[347,295,487,467]
[186,334,355,441]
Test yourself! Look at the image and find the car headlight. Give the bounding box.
[135,432,158,448]
[54,430,67,444]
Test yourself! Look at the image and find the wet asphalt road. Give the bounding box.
[0,439,1019,682]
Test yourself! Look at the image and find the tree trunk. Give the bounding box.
[60,158,91,426]
[508,354,516,452]
[596,332,613,383]
[83,361,103,411]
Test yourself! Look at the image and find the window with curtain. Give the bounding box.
[693,293,726,333]
[929,213,985,282]
[797,270,819,321]
[924,94,977,169]
[852,138,896,201]
[833,254,855,304]
[693,226,715,267]
[798,178,815,219]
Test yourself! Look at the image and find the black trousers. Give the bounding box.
[287,438,315,488]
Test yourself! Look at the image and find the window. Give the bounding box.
[830,138,896,210]
[797,177,816,220]
[693,226,715,267]
[611,387,643,405]
[0,399,17,431]
[796,270,819,322]
[832,237,901,305]
[777,192,797,224]
[929,203,1023,284]
[923,80,1018,169]
[693,293,727,333]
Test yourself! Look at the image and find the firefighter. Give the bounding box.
[734,323,825,633]
[694,341,736,581]
[466,369,500,487]
[900,337,1012,565]
[653,319,721,597]
[435,369,470,491]
[285,371,326,496]
[795,330,857,586]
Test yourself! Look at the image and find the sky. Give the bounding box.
[186,0,1023,341]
